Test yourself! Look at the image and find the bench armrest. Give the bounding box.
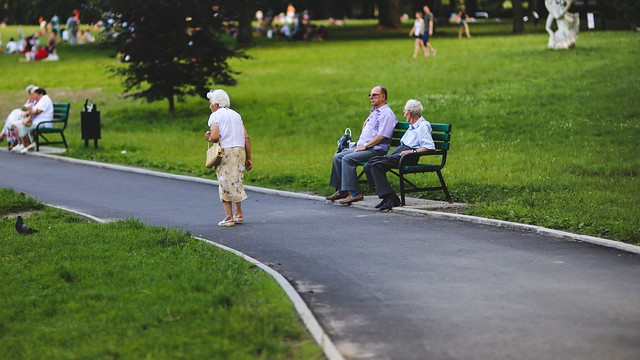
[35,119,66,131]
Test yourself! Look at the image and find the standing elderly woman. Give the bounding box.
[204,89,253,227]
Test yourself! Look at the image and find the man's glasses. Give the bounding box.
[369,93,382,98]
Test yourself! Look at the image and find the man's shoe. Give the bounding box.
[339,193,364,205]
[379,194,401,211]
[326,191,349,201]
[374,198,386,209]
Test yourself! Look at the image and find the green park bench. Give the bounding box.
[357,122,452,205]
[34,102,70,152]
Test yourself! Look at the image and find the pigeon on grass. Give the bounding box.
[15,216,38,234]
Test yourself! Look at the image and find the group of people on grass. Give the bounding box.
[1,85,54,153]
[203,84,434,227]
[2,10,95,61]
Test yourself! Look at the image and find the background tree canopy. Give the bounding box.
[105,0,246,117]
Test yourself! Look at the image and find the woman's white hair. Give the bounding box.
[25,84,38,94]
[207,89,230,108]
[404,99,424,116]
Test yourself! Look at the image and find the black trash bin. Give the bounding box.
[81,99,101,148]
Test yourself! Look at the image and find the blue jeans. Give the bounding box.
[329,148,385,192]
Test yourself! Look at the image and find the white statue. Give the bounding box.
[545,0,580,50]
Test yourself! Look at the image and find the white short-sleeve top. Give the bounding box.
[208,107,245,149]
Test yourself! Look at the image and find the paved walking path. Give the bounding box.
[2,149,640,360]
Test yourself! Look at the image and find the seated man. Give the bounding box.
[327,85,398,205]
[364,99,435,211]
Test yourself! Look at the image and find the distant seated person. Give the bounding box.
[19,43,49,62]
[14,87,53,153]
[5,38,19,54]
[77,29,88,44]
[80,29,94,43]
[364,99,435,211]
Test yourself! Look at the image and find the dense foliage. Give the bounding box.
[106,0,246,116]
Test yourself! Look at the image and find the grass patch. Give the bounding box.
[0,189,322,359]
[1,22,639,244]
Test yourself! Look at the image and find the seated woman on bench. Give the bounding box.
[1,84,38,150]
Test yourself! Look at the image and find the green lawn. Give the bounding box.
[0,189,322,359]
[1,22,639,244]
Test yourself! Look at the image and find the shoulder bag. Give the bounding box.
[206,141,222,168]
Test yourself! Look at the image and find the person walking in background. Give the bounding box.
[204,89,253,227]
[422,5,437,56]
[326,85,398,205]
[364,99,435,211]
[66,11,78,45]
[457,5,472,39]
[409,11,428,58]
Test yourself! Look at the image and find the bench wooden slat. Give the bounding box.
[35,102,70,151]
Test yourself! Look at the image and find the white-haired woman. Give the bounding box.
[204,89,253,227]
[1,85,38,150]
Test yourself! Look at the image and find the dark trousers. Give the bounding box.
[364,144,416,198]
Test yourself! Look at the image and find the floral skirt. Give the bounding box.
[215,146,247,203]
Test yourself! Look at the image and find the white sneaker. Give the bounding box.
[20,143,36,154]
[12,144,24,152]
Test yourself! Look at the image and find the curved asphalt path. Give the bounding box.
[2,150,640,360]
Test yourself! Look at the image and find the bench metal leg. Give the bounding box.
[399,172,407,206]
[60,132,68,148]
[436,170,452,203]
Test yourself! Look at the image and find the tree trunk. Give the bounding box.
[465,0,478,17]
[513,0,525,33]
[168,95,175,118]
[236,0,254,46]
[377,0,401,28]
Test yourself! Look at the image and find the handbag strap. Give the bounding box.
[84,98,97,112]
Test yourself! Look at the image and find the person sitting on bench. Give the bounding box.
[364,99,435,211]
[16,87,53,153]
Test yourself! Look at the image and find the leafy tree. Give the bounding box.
[106,0,246,117]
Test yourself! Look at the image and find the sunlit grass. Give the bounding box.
[0,189,322,359]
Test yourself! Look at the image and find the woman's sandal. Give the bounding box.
[218,218,236,227]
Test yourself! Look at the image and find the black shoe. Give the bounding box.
[379,194,401,211]
[374,198,386,209]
